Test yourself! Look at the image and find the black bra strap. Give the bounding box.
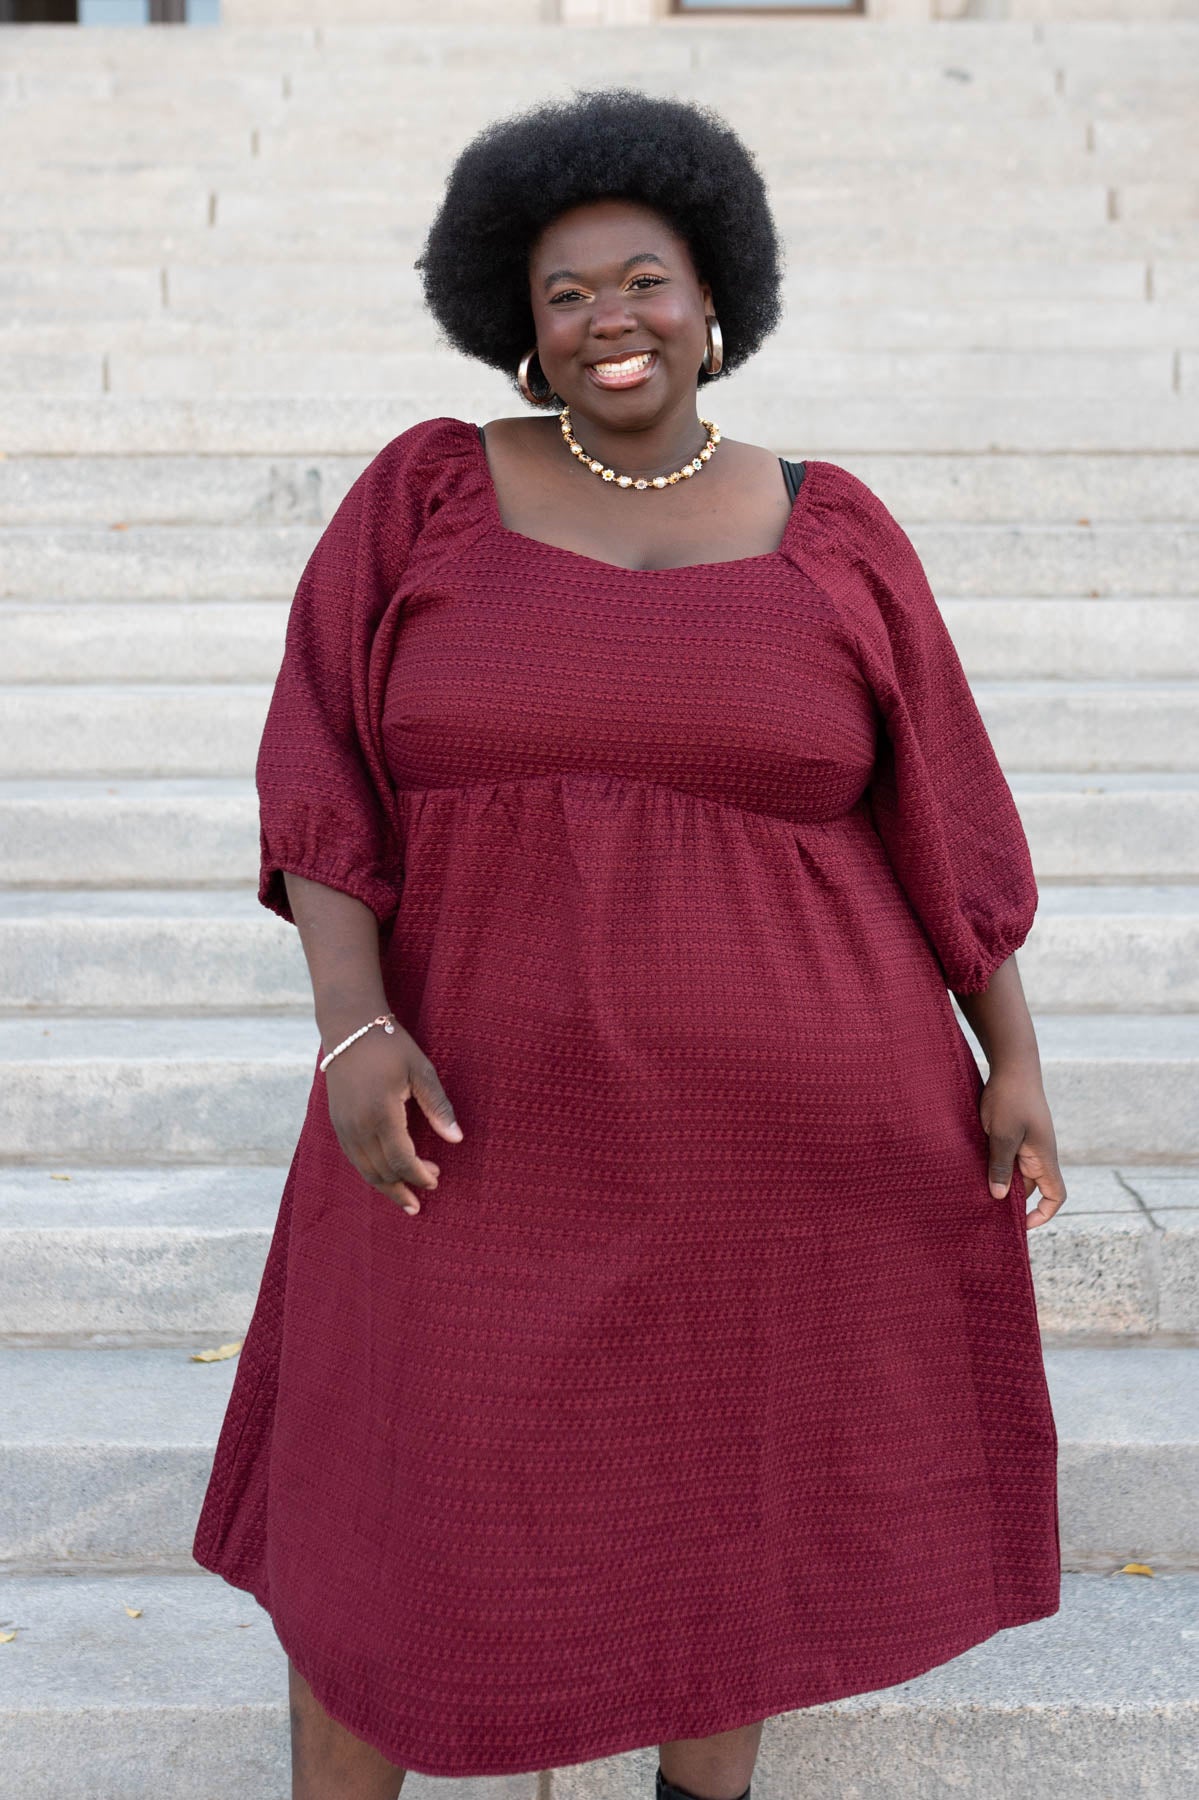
[780,457,807,505]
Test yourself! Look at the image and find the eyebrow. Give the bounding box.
[541,252,668,291]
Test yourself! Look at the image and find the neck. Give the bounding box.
[562,394,709,479]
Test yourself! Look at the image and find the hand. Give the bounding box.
[978,1064,1067,1230]
[323,1022,463,1215]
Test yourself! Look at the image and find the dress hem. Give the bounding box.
[192,1549,1061,1780]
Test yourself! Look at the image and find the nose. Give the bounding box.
[588,291,639,339]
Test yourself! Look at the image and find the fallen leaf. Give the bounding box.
[50,1173,72,1182]
[110,522,130,531]
[124,1605,143,1617]
[0,1630,17,1643]
[1118,1562,1154,1577]
[190,1340,244,1363]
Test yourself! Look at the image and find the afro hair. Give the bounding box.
[415,87,783,402]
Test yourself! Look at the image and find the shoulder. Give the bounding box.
[368,414,481,481]
[479,412,561,465]
[479,413,548,440]
[793,458,928,586]
[341,415,489,539]
[798,459,909,551]
[785,460,943,661]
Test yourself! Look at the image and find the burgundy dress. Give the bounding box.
[192,415,1060,1778]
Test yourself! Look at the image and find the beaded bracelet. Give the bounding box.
[319,1011,397,1074]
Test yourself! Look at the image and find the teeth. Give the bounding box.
[593,352,652,375]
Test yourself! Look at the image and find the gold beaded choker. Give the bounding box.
[559,406,721,490]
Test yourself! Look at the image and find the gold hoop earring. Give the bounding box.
[702,317,724,377]
[517,346,555,406]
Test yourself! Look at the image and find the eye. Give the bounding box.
[548,288,587,305]
[627,274,665,291]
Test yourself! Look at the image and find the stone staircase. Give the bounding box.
[1,11,1197,1798]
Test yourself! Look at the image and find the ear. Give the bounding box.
[699,280,715,316]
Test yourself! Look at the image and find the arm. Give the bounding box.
[285,871,464,1217]
[953,953,1066,1230]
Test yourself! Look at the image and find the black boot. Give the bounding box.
[656,1766,750,1800]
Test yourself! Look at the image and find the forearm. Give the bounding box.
[282,871,392,1050]
[953,954,1040,1074]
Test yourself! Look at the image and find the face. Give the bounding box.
[527,197,714,424]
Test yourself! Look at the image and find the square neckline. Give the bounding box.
[471,420,818,578]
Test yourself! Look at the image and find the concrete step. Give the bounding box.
[941,600,1199,682]
[1,679,1192,778]
[0,63,1083,116]
[0,778,262,888]
[1026,1165,1199,1344]
[975,682,1199,773]
[2,884,1195,1017]
[1021,884,1199,1010]
[2,450,1197,529]
[0,255,1171,330]
[6,219,1199,269]
[0,1014,316,1164]
[196,177,1125,234]
[0,1162,1194,1347]
[0,683,275,777]
[6,297,1199,361]
[1010,771,1199,880]
[0,889,303,1015]
[0,1163,284,1344]
[1,344,1176,401]
[3,517,1196,602]
[1,1570,1191,1800]
[0,1343,1195,1569]
[7,127,1193,193]
[0,1011,1194,1164]
[6,393,1198,457]
[0,601,290,684]
[1,881,1194,1014]
[4,300,1188,363]
[3,773,1197,886]
[6,598,1197,685]
[0,107,1098,168]
[0,522,323,602]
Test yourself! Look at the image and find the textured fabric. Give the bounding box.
[192,416,1060,1779]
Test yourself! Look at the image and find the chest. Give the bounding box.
[380,535,880,823]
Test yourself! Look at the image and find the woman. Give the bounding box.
[193,89,1066,1800]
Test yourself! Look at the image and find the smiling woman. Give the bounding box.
[192,85,1065,1800]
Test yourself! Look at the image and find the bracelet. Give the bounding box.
[319,1012,397,1074]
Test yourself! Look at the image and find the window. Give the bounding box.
[673,1,864,13]
[0,1,219,21]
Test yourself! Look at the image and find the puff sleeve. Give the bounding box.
[255,419,447,928]
[826,465,1038,995]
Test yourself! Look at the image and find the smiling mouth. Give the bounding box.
[586,349,657,389]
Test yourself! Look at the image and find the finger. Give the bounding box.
[377,1122,439,1192]
[331,1126,401,1203]
[987,1130,1023,1199]
[1018,1146,1068,1229]
[363,1133,426,1214]
[407,1052,464,1143]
